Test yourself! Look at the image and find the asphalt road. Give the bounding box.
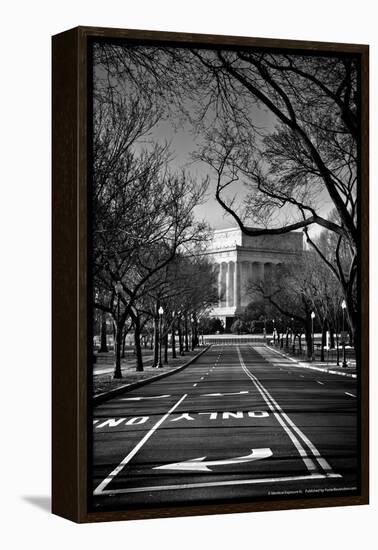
[92,345,358,511]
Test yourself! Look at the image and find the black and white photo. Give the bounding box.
[88,36,365,515]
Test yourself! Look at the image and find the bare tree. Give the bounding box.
[185,51,358,337]
[92,57,209,377]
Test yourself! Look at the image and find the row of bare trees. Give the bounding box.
[94,43,359,348]
[245,229,352,359]
[92,42,360,367]
[92,45,216,377]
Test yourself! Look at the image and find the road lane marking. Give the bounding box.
[97,473,342,495]
[153,448,272,472]
[266,345,357,379]
[94,410,271,429]
[193,383,197,387]
[201,391,249,397]
[266,345,299,363]
[237,347,317,474]
[317,381,325,385]
[345,392,356,398]
[120,395,171,401]
[242,347,336,476]
[93,393,188,495]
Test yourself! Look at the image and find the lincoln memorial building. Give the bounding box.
[203,227,304,330]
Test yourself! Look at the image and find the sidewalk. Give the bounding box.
[93,352,154,376]
[93,346,208,396]
[265,344,357,379]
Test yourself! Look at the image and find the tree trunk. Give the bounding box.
[320,323,327,362]
[184,315,189,352]
[304,319,312,359]
[134,315,144,372]
[121,327,127,358]
[164,331,168,364]
[113,322,123,379]
[99,311,108,352]
[178,317,184,355]
[171,318,177,359]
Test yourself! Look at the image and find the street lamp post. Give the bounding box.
[291,317,295,353]
[156,306,164,368]
[263,317,267,342]
[311,311,315,361]
[341,299,347,368]
[114,282,123,379]
[191,314,195,350]
[336,313,340,366]
[171,310,176,359]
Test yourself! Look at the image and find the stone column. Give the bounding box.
[234,261,240,308]
[215,264,221,307]
[226,262,230,307]
[220,262,227,307]
[260,262,265,282]
[231,262,235,307]
[249,261,254,284]
[241,261,249,305]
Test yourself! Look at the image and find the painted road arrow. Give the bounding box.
[153,448,272,472]
[201,391,249,397]
[120,395,171,401]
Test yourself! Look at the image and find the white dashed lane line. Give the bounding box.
[345,392,356,398]
[316,381,325,385]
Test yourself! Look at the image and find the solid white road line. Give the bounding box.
[94,393,188,495]
[237,347,317,474]
[201,391,249,397]
[266,345,302,363]
[345,392,356,398]
[239,347,337,476]
[97,472,342,495]
[266,345,357,379]
[250,348,336,474]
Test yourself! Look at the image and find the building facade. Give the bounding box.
[203,227,303,329]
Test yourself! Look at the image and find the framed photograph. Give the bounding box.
[52,26,369,523]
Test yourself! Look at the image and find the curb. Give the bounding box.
[265,345,357,379]
[93,345,211,406]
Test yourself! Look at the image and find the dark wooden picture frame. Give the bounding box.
[52,26,369,523]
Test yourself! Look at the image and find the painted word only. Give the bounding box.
[93,410,269,430]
